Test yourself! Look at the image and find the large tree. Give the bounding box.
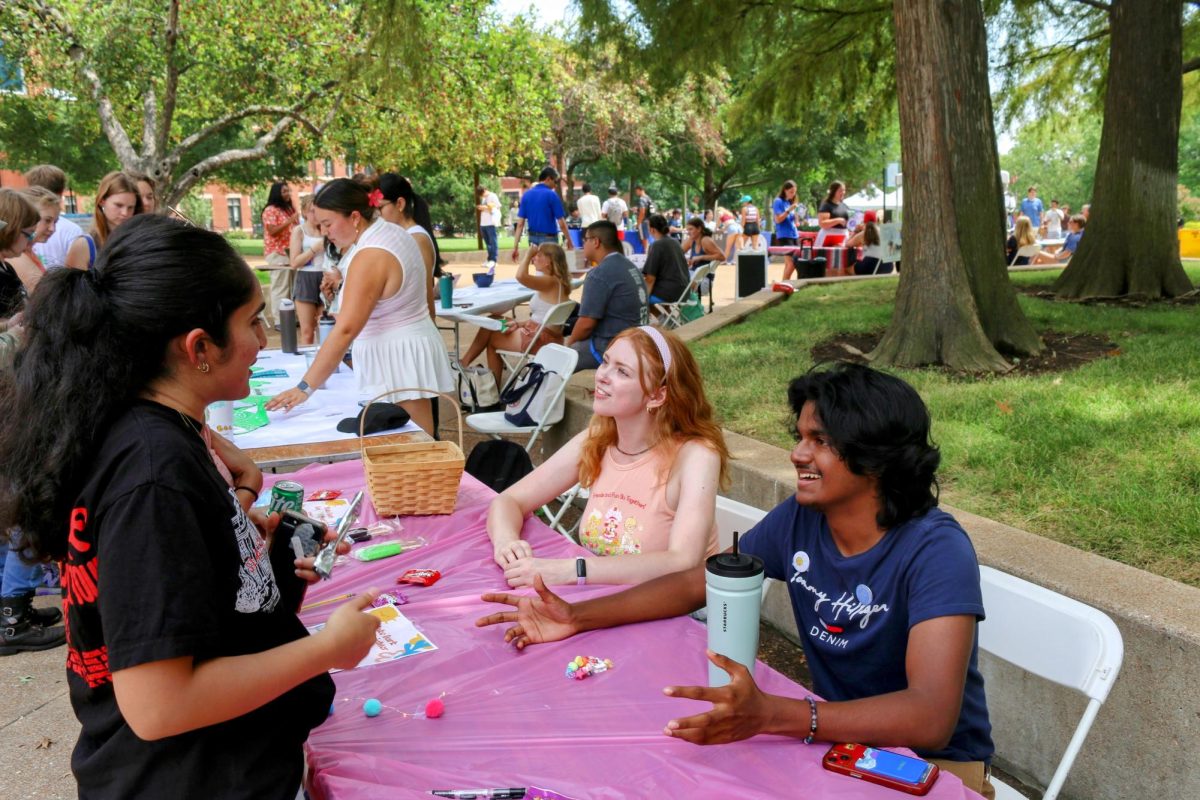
[990,0,1198,299]
[1052,0,1194,298]
[0,0,554,204]
[577,0,1041,370]
[872,0,1042,370]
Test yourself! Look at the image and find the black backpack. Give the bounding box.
[464,439,534,493]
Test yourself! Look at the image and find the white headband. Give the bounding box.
[638,326,672,374]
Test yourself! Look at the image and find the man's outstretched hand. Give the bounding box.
[475,573,579,649]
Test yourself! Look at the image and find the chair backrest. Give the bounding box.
[978,566,1122,702]
[621,240,634,256]
[978,565,1124,800]
[714,495,768,552]
[531,341,577,379]
[539,300,578,331]
[1009,243,1042,266]
[681,264,716,302]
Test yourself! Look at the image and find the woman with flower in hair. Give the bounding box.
[266,178,454,435]
[487,326,729,587]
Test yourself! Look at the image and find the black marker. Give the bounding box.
[430,790,525,799]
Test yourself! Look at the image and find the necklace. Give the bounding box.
[614,441,657,458]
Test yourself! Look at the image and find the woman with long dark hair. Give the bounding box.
[262,180,299,328]
[376,172,444,282]
[815,179,851,248]
[0,215,378,797]
[266,178,455,434]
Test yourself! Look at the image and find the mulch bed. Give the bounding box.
[811,330,1121,378]
[1015,283,1200,307]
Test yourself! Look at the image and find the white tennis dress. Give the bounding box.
[337,218,454,401]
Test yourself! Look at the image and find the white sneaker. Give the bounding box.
[485,260,496,271]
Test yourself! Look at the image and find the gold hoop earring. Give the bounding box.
[197,362,210,373]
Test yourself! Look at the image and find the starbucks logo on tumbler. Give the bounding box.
[792,551,811,574]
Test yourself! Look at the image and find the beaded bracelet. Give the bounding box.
[804,696,818,744]
[234,485,260,502]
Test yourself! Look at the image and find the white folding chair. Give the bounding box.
[466,344,577,453]
[978,565,1124,800]
[621,240,635,257]
[541,482,589,541]
[654,264,714,329]
[691,495,769,621]
[1008,243,1041,267]
[495,300,576,393]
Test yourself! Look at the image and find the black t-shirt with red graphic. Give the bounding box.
[64,400,333,800]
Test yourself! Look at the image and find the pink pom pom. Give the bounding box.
[424,698,445,719]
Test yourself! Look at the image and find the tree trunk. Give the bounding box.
[1054,0,1193,299]
[870,0,1042,371]
[474,167,483,251]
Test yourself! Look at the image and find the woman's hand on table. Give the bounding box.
[319,590,382,670]
[475,574,579,649]
[293,525,356,584]
[493,539,534,567]
[502,555,571,587]
[662,650,776,745]
[266,387,309,412]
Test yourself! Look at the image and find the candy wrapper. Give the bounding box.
[396,569,441,586]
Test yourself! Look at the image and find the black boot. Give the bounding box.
[0,595,66,656]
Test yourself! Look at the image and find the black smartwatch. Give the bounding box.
[575,557,587,586]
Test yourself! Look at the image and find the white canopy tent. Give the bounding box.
[844,185,903,210]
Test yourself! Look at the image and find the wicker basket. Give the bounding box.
[359,389,464,516]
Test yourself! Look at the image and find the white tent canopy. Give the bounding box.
[844,185,903,210]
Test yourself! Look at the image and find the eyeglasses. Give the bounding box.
[22,229,37,242]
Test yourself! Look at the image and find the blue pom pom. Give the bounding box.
[363,698,382,717]
[328,703,336,715]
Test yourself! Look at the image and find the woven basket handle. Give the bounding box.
[357,388,464,457]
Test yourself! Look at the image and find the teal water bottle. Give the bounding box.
[438,274,453,309]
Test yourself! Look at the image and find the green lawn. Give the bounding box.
[231,234,512,257]
[691,264,1200,587]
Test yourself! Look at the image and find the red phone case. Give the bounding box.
[822,743,939,796]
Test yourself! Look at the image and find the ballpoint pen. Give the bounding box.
[429,789,525,799]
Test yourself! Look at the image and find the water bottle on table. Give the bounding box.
[705,531,765,687]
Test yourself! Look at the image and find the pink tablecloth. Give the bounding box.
[266,461,980,800]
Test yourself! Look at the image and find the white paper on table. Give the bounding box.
[234,349,422,448]
[307,602,437,672]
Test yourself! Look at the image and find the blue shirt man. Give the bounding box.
[511,167,574,262]
[1020,187,1043,230]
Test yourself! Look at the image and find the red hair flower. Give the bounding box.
[367,188,384,208]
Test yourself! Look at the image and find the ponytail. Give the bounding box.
[0,215,258,560]
[378,173,443,275]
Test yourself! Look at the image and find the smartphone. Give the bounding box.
[268,510,327,612]
[822,743,939,796]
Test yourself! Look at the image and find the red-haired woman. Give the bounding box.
[487,326,729,587]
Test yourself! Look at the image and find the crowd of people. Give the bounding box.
[0,161,1029,800]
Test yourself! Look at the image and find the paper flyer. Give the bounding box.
[308,602,437,671]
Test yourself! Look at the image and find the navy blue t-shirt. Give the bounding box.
[518,184,566,235]
[740,502,993,764]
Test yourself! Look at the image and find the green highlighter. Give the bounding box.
[353,541,406,561]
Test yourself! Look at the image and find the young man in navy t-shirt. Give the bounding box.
[478,364,996,798]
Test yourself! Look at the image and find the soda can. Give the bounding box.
[269,481,305,516]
